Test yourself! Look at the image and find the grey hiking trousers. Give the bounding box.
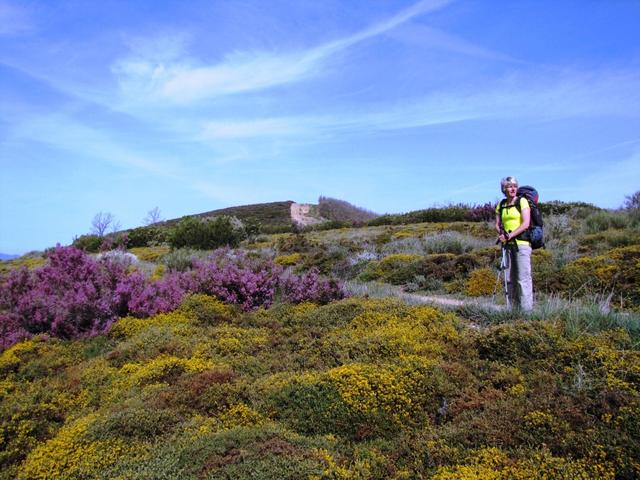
[505,243,533,311]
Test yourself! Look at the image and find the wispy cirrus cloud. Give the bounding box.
[112,0,454,104]
[197,69,640,140]
[390,23,516,62]
[7,113,179,178]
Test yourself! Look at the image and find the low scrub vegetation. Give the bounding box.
[0,246,347,349]
[1,297,639,478]
[1,191,639,478]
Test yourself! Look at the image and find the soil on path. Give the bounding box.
[400,292,505,311]
[290,203,325,227]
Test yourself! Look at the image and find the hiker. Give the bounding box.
[495,176,533,311]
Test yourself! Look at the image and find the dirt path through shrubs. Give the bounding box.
[290,203,324,227]
[401,292,504,311]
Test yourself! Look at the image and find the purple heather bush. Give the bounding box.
[0,245,347,350]
[0,312,30,350]
[114,270,193,318]
[0,245,129,341]
[280,267,349,305]
[191,249,282,310]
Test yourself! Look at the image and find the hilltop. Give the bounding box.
[158,197,379,232]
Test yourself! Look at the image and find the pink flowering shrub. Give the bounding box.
[280,268,349,305]
[114,270,193,318]
[0,246,347,349]
[0,312,30,350]
[0,245,128,340]
[191,250,282,311]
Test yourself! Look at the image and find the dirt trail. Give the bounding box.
[290,203,324,227]
[400,292,505,311]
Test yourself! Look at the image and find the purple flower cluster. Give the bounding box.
[115,270,191,318]
[0,246,127,341]
[192,250,281,311]
[280,267,349,305]
[0,246,348,349]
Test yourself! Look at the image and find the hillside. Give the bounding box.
[161,200,295,230]
[145,197,378,235]
[1,198,640,478]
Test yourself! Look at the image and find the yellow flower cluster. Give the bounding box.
[218,403,265,429]
[274,253,303,266]
[431,447,615,480]
[464,267,498,297]
[17,414,145,480]
[0,255,45,274]
[326,305,459,361]
[128,246,170,262]
[379,253,422,265]
[119,354,215,386]
[327,363,419,425]
[150,263,166,280]
[0,339,39,373]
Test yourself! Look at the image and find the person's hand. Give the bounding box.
[498,233,509,243]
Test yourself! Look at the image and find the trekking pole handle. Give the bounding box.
[496,228,512,244]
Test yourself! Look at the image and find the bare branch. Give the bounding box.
[143,206,163,225]
[91,212,116,237]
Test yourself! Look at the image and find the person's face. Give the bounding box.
[505,184,518,198]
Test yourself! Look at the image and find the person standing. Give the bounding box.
[495,176,533,311]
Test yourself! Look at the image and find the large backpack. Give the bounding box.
[499,185,545,249]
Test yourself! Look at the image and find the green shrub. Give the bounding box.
[126,226,167,248]
[530,249,561,294]
[579,230,640,254]
[358,254,421,284]
[265,360,446,439]
[72,234,103,252]
[544,245,640,310]
[160,247,209,271]
[475,321,567,364]
[275,233,315,253]
[583,210,630,234]
[87,404,181,440]
[539,200,601,217]
[169,216,246,250]
[178,294,237,325]
[274,253,303,266]
[423,231,489,254]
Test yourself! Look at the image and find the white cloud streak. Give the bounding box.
[390,23,516,62]
[8,114,179,178]
[113,0,454,104]
[197,69,640,140]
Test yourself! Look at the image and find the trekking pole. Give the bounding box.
[493,227,512,309]
[501,244,510,310]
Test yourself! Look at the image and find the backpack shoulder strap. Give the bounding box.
[500,197,522,212]
[515,196,524,212]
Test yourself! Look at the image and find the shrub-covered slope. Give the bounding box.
[2,196,640,478]
[1,297,639,479]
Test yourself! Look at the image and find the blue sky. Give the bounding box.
[1,0,639,254]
